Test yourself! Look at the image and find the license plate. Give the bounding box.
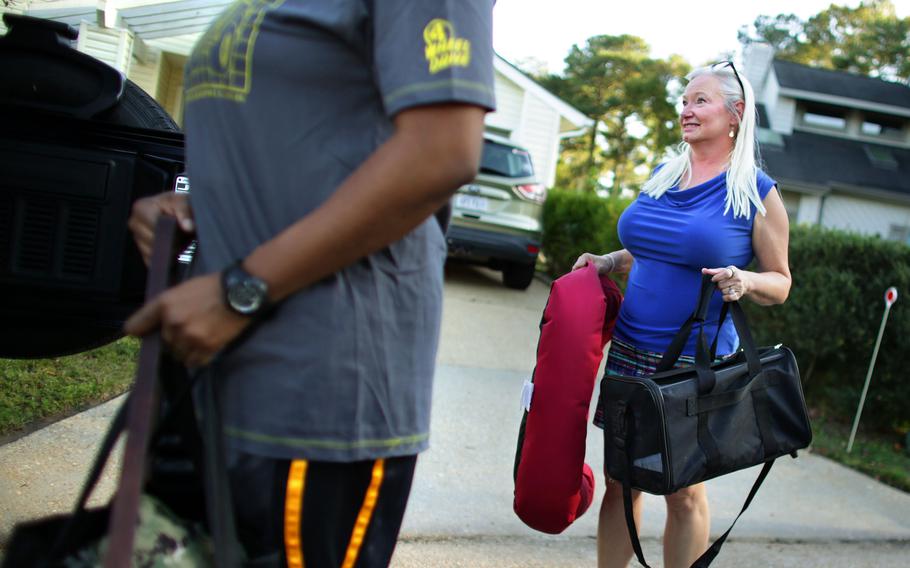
[454,194,489,212]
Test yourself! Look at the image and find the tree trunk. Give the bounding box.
[611,116,629,197]
[584,120,599,193]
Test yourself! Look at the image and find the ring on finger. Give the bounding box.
[727,266,736,279]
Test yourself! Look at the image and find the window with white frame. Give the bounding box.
[886,224,910,244]
[861,113,905,140]
[801,103,847,130]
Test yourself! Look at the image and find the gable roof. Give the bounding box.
[762,130,910,200]
[773,59,910,110]
[494,54,593,134]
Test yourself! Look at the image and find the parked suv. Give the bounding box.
[446,134,545,290]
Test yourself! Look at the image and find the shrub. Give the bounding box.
[541,189,632,277]
[745,225,910,433]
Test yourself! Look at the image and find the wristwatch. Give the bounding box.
[221,260,270,317]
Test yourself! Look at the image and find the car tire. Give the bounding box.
[502,261,536,290]
[95,79,180,131]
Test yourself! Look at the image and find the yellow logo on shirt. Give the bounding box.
[185,0,285,103]
[423,19,471,74]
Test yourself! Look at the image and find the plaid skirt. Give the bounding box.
[593,337,697,429]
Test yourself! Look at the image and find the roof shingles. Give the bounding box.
[772,59,910,110]
[762,130,910,198]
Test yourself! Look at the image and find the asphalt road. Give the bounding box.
[2,262,909,567]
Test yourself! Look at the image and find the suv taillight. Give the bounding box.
[514,183,546,203]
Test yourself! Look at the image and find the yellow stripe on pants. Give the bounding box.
[284,460,308,568]
[341,459,385,568]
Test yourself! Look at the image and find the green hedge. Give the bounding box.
[744,225,910,433]
[541,189,632,277]
[542,191,909,434]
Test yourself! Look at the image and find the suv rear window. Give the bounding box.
[479,140,534,178]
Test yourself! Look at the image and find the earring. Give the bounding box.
[729,128,735,138]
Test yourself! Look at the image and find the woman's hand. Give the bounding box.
[572,252,615,274]
[703,265,748,302]
[124,273,250,367]
[128,191,195,266]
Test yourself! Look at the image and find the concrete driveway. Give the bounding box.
[392,263,910,567]
[2,262,909,567]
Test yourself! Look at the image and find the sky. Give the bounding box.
[493,0,910,74]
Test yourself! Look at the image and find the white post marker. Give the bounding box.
[846,287,898,453]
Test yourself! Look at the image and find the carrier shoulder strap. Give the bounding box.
[616,405,776,568]
[104,216,178,567]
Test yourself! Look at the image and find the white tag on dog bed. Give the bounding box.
[521,380,534,411]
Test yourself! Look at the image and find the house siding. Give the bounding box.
[77,22,133,74]
[763,68,801,137]
[128,51,162,99]
[795,194,823,225]
[486,73,524,137]
[156,54,186,125]
[516,94,560,188]
[821,194,910,238]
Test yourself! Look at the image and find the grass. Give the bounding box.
[0,338,139,438]
[809,412,910,493]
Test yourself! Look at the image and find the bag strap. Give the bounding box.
[689,460,775,567]
[104,216,179,568]
[200,363,247,567]
[45,399,130,561]
[656,275,718,373]
[615,404,776,567]
[657,275,762,394]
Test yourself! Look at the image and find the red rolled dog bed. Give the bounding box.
[513,263,622,534]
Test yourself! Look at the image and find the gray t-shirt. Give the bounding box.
[182,0,495,461]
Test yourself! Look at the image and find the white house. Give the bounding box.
[744,43,910,242]
[5,0,591,188]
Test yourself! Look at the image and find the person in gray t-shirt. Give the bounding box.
[126,1,495,564]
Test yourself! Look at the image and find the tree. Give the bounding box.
[536,35,689,196]
[739,0,910,82]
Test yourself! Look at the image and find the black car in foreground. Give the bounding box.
[0,14,185,359]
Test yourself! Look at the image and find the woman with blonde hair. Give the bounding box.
[573,61,791,568]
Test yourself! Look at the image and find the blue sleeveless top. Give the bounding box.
[614,169,776,356]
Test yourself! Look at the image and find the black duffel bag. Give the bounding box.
[601,274,812,567]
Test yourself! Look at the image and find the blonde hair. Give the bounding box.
[641,64,766,219]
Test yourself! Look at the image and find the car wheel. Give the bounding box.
[502,261,536,290]
[95,79,180,131]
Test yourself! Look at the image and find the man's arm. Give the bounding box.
[125,103,486,365]
[245,103,485,300]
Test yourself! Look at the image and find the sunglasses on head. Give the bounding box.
[711,61,745,97]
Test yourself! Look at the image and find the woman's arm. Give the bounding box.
[704,188,792,305]
[572,249,634,275]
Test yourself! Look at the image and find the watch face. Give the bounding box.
[223,266,268,316]
[228,281,265,314]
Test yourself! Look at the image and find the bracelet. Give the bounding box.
[603,253,616,273]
